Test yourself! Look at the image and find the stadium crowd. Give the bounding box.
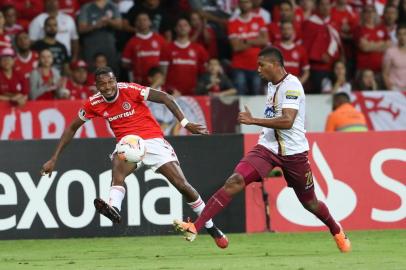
[0,0,406,107]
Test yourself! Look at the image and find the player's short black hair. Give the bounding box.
[148,66,163,77]
[93,52,107,60]
[95,66,115,79]
[280,0,293,8]
[333,92,350,102]
[258,46,284,67]
[1,4,15,13]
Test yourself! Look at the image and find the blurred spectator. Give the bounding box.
[59,0,80,17]
[64,60,94,100]
[190,11,218,58]
[29,49,65,100]
[382,5,399,44]
[383,24,406,90]
[300,0,316,20]
[14,32,39,84]
[121,12,166,85]
[0,1,44,30]
[160,17,208,96]
[273,0,305,25]
[234,0,271,24]
[228,0,268,95]
[355,69,379,90]
[274,21,310,84]
[123,0,172,41]
[188,0,232,27]
[147,66,165,91]
[325,92,368,132]
[0,47,28,107]
[78,0,122,73]
[32,16,70,75]
[2,5,24,43]
[303,0,342,93]
[355,5,391,74]
[330,0,359,76]
[268,0,303,44]
[93,52,108,69]
[321,60,352,94]
[0,11,12,49]
[29,0,79,60]
[196,58,237,96]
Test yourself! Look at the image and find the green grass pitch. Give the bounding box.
[1,230,405,270]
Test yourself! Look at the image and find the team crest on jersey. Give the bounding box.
[188,49,196,58]
[151,40,158,48]
[103,111,109,117]
[251,23,259,30]
[292,51,299,60]
[377,30,384,38]
[122,102,131,111]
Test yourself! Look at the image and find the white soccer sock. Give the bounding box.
[187,196,214,228]
[108,185,126,211]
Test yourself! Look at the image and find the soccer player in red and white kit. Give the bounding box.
[40,66,229,249]
[174,47,351,253]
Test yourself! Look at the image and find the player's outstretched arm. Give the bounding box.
[40,117,85,177]
[239,106,298,130]
[147,88,208,135]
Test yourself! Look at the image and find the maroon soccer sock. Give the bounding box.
[313,200,341,235]
[194,188,232,231]
[296,191,341,235]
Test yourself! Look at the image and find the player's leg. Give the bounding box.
[173,160,263,241]
[158,161,229,248]
[94,154,138,223]
[281,152,351,252]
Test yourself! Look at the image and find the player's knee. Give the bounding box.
[302,200,318,213]
[223,173,245,195]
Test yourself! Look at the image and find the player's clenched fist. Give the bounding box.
[185,122,209,135]
[40,159,56,177]
[238,105,254,125]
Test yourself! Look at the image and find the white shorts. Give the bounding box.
[111,138,179,172]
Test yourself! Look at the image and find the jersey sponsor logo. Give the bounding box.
[103,111,109,117]
[286,90,300,100]
[91,99,104,106]
[108,109,135,122]
[137,50,160,57]
[172,58,197,65]
[122,102,131,111]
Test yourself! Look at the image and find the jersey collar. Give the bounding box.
[102,87,120,103]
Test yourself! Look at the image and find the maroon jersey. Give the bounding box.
[160,41,208,95]
[79,82,163,141]
[122,32,166,85]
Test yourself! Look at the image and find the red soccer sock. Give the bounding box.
[194,188,232,231]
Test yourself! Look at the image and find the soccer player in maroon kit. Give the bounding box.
[174,47,351,253]
[40,66,228,249]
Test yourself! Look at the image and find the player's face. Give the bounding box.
[257,56,274,81]
[280,4,293,20]
[176,19,191,36]
[39,50,53,67]
[0,56,14,70]
[239,0,253,13]
[16,32,31,51]
[45,18,58,37]
[281,23,294,41]
[73,68,87,84]
[96,73,117,98]
[136,14,151,32]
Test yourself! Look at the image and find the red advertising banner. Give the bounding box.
[245,132,406,232]
[0,97,212,140]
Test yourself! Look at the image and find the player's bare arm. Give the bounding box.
[147,88,208,135]
[238,105,298,129]
[40,117,85,177]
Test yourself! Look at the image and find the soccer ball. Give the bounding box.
[117,135,146,163]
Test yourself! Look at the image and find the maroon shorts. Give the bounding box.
[235,144,314,194]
